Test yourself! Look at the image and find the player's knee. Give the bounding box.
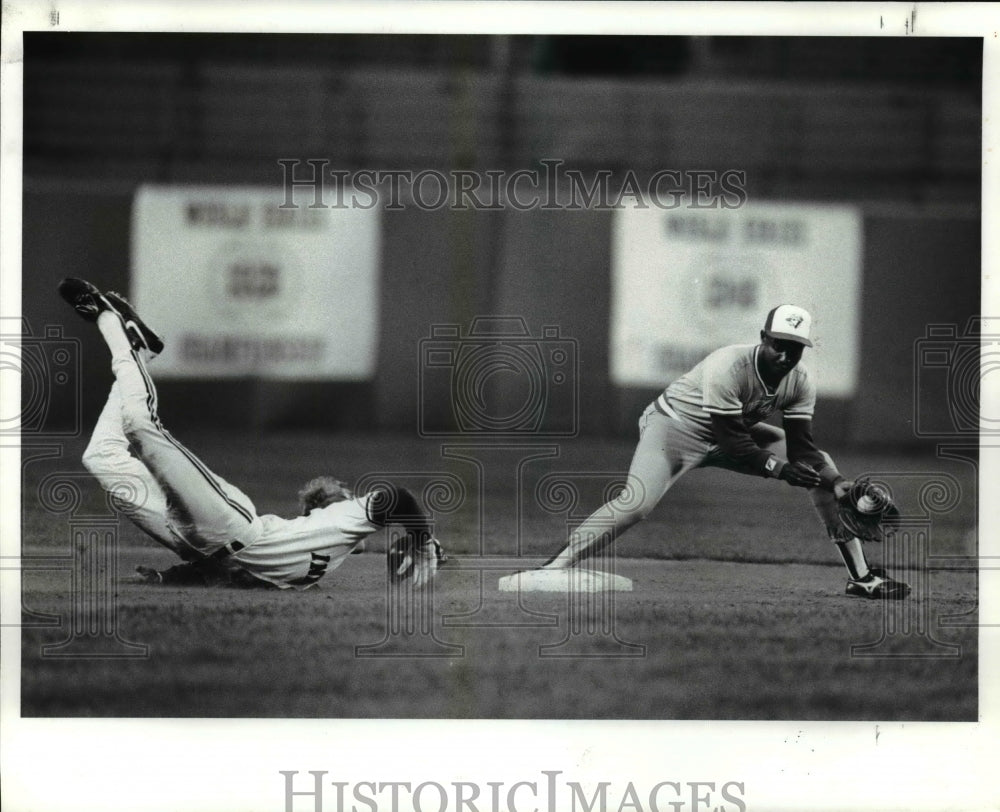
[120,405,159,445]
[81,440,99,473]
[81,437,114,476]
[761,427,786,456]
[82,458,141,509]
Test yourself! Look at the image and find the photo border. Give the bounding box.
[2,2,996,810]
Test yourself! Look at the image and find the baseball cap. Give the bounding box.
[763,304,813,347]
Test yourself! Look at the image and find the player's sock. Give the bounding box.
[809,485,872,579]
[96,310,133,357]
[835,537,871,580]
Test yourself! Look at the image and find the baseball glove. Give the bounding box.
[836,477,900,542]
[388,536,447,588]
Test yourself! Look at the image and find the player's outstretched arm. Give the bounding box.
[709,413,821,487]
[778,461,823,488]
[710,413,779,472]
[367,484,433,538]
[783,417,844,491]
[368,484,446,588]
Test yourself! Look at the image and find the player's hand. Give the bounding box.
[779,461,822,489]
[833,478,853,501]
[388,537,446,589]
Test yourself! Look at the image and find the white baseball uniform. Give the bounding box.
[83,312,381,590]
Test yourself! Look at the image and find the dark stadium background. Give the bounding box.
[21,33,980,443]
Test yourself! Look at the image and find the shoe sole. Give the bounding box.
[846,583,911,600]
[57,277,104,321]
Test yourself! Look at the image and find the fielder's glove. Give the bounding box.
[388,536,447,589]
[836,477,900,542]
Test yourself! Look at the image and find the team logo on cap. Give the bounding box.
[785,314,804,329]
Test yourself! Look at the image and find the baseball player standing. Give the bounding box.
[541,304,910,599]
[59,278,444,590]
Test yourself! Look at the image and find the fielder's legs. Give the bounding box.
[96,312,261,557]
[711,424,881,584]
[543,405,701,569]
[803,452,875,580]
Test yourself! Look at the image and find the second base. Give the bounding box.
[498,568,633,593]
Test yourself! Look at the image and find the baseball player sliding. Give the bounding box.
[59,278,444,590]
[541,304,910,599]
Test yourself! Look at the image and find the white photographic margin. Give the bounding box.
[1,2,996,811]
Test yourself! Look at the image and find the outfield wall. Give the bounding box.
[21,183,978,446]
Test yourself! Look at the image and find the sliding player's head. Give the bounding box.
[297,476,354,515]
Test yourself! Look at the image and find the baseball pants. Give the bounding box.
[82,312,261,559]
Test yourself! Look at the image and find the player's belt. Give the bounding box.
[654,393,681,420]
[209,540,245,560]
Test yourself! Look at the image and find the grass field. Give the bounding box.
[19,431,979,720]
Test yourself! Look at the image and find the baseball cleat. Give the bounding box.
[846,570,911,600]
[105,291,164,355]
[58,277,111,322]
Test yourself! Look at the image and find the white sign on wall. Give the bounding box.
[131,185,380,380]
[610,201,862,395]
